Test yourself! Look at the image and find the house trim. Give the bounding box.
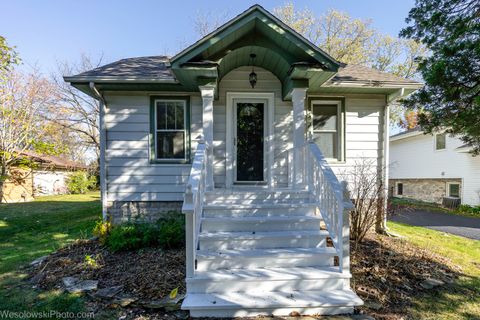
[149,96,191,164]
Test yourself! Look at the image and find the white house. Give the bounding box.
[390,128,480,206]
[65,5,421,317]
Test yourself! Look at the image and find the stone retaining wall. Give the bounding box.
[106,201,183,223]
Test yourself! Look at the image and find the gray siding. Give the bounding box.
[104,94,202,202]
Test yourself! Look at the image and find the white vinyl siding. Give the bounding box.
[323,95,386,184]
[390,134,480,205]
[102,72,388,203]
[104,94,202,202]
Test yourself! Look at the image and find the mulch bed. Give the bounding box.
[27,233,462,320]
[32,240,185,301]
[352,233,462,320]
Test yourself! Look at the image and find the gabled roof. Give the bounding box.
[64,4,422,100]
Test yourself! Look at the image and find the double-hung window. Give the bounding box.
[151,98,189,162]
[310,99,344,161]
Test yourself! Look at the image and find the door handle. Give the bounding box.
[233,137,237,146]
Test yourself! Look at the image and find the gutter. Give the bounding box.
[89,82,108,221]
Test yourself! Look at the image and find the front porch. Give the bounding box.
[174,5,362,317]
[181,136,361,316]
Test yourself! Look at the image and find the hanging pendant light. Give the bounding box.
[249,53,257,89]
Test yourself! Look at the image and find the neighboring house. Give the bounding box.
[390,128,480,206]
[65,5,421,317]
[1,151,87,203]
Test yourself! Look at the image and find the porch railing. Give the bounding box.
[301,141,354,273]
[182,141,207,278]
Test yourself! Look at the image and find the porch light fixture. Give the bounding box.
[249,53,257,89]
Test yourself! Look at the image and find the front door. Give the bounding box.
[233,99,266,183]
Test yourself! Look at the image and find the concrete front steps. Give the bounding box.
[182,189,363,317]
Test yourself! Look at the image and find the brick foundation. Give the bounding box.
[389,178,461,204]
[106,201,183,224]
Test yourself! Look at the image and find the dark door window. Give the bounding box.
[235,102,264,182]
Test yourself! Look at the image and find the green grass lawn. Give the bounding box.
[390,197,480,218]
[0,192,101,318]
[388,221,480,320]
[0,192,478,319]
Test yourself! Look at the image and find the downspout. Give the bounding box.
[382,102,390,231]
[89,82,108,221]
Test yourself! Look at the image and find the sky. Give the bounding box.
[0,0,416,76]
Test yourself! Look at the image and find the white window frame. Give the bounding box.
[435,133,446,151]
[310,99,342,161]
[396,182,404,196]
[154,99,188,162]
[446,182,461,198]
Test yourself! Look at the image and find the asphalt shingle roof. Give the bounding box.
[73,56,174,80]
[67,56,421,87]
[328,64,421,85]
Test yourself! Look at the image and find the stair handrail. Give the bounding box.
[304,141,354,273]
[182,140,207,278]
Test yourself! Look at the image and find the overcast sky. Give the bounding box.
[1,0,416,75]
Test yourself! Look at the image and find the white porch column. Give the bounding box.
[199,85,215,190]
[292,87,308,188]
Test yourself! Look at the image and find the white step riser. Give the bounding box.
[203,207,315,217]
[205,192,311,200]
[189,307,354,317]
[197,255,335,270]
[198,237,326,250]
[187,277,345,293]
[206,199,312,206]
[202,219,321,232]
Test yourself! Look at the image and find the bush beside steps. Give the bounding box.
[93,212,185,252]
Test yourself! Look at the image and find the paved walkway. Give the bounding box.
[390,209,480,240]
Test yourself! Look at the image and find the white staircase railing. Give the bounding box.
[303,141,354,273]
[182,141,207,278]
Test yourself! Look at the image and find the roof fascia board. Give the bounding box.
[390,131,424,141]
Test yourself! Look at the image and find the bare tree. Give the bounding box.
[50,54,103,161]
[193,10,231,37]
[339,158,386,244]
[0,69,56,202]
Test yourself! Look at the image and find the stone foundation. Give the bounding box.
[389,178,461,204]
[106,201,183,224]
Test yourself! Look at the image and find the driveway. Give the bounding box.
[390,209,480,240]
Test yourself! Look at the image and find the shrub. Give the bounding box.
[457,204,480,215]
[104,212,185,252]
[67,171,96,194]
[157,214,185,249]
[92,219,112,244]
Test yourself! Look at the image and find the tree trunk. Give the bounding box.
[0,164,7,203]
[375,196,387,234]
